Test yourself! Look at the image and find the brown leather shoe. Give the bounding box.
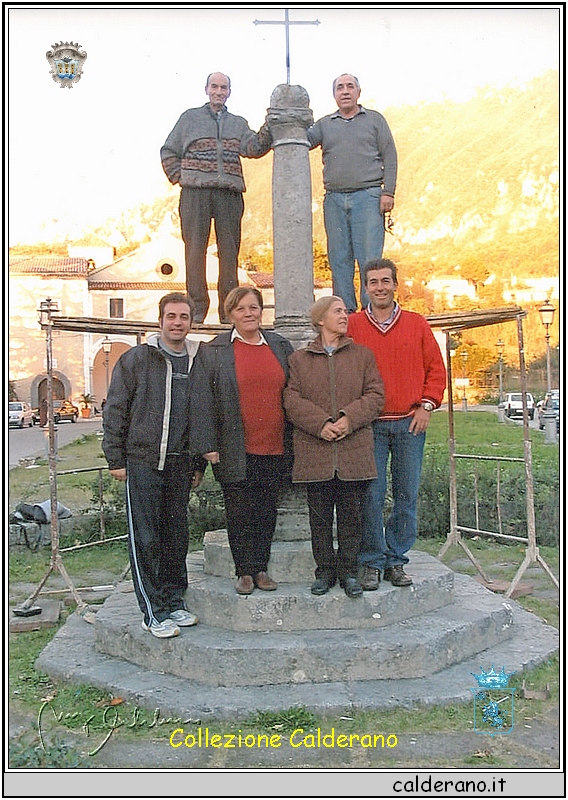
[383,565,413,587]
[235,575,254,595]
[254,571,277,591]
[359,565,380,591]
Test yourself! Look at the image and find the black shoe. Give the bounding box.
[311,575,336,595]
[340,576,363,598]
[383,565,413,586]
[359,566,380,591]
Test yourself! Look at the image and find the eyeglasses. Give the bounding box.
[384,212,394,235]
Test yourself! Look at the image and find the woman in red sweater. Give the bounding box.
[195,287,293,595]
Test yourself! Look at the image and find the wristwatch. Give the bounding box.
[421,401,435,413]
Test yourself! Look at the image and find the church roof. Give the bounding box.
[8,256,89,277]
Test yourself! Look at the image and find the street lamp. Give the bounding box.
[496,339,505,404]
[102,336,112,397]
[538,299,555,394]
[461,350,468,412]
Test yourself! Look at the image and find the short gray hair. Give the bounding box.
[332,73,360,94]
[205,72,231,90]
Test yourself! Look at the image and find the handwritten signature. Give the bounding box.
[37,698,199,757]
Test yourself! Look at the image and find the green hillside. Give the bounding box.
[240,70,558,278]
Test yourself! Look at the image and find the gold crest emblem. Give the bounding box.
[46,41,87,88]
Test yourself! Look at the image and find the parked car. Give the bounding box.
[537,390,560,432]
[503,392,535,420]
[8,401,35,428]
[53,399,79,423]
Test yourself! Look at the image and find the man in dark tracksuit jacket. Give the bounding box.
[102,293,206,639]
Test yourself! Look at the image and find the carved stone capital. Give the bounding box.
[266,84,314,144]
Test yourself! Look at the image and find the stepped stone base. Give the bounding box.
[203,530,318,579]
[192,546,454,631]
[33,515,559,720]
[91,548,515,688]
[93,585,513,687]
[36,574,558,721]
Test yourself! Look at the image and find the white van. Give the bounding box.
[503,392,535,420]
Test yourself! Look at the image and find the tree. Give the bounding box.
[313,243,331,284]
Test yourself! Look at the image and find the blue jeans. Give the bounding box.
[359,418,426,571]
[323,187,385,312]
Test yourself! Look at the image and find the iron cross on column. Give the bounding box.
[253,8,320,85]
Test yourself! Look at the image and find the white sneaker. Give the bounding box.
[141,618,180,638]
[168,609,198,627]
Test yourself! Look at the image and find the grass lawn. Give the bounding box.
[8,417,559,769]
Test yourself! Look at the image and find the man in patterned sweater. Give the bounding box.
[348,258,446,589]
[161,72,272,324]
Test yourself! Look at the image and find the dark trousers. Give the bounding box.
[307,477,368,581]
[179,187,244,321]
[125,457,192,625]
[222,455,284,577]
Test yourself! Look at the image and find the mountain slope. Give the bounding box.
[87,69,558,284]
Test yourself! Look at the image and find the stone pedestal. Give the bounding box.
[266,85,316,534]
[267,84,315,350]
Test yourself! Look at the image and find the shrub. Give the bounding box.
[8,734,91,769]
[416,444,559,546]
[87,465,226,548]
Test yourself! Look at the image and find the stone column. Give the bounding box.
[267,84,315,349]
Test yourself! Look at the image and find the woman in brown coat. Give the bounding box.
[283,296,385,597]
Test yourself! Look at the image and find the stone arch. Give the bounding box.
[30,370,71,408]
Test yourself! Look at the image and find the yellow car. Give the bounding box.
[53,400,79,423]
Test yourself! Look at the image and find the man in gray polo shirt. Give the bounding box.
[308,73,397,313]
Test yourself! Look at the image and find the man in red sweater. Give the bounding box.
[347,259,446,588]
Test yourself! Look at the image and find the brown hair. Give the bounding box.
[310,295,344,332]
[363,258,398,286]
[224,286,264,318]
[158,292,195,320]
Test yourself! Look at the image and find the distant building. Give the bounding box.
[502,276,559,304]
[9,233,259,407]
[12,232,552,408]
[425,276,477,306]
[67,235,115,270]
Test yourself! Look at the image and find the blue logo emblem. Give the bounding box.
[470,665,515,736]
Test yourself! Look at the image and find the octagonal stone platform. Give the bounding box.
[89,537,521,688]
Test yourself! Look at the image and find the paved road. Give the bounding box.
[9,407,544,470]
[8,417,103,469]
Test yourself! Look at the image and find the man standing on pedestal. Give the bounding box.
[308,73,397,313]
[161,72,272,324]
